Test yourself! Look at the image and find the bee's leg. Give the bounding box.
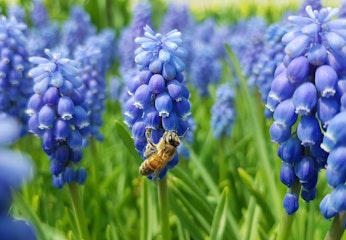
[145,129,156,148]
[144,129,157,158]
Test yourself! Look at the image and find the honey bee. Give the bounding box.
[139,129,180,180]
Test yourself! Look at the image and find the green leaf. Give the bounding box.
[140,180,153,240]
[225,44,281,215]
[169,191,205,240]
[237,168,276,228]
[114,120,142,162]
[210,187,229,240]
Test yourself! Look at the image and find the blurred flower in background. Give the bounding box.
[0,113,36,240]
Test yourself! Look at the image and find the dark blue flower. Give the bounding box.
[210,83,236,139]
[27,49,90,188]
[0,14,32,135]
[122,26,191,180]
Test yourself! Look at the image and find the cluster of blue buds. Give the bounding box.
[27,0,60,56]
[74,30,116,141]
[210,83,236,139]
[0,113,36,240]
[266,5,346,214]
[229,16,267,89]
[61,5,96,56]
[123,25,191,179]
[27,49,89,188]
[320,111,346,219]
[0,14,32,134]
[251,22,290,118]
[189,19,222,97]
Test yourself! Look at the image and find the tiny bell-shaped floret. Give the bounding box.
[315,65,338,97]
[43,87,60,106]
[273,98,297,127]
[280,163,296,187]
[326,146,346,187]
[134,84,152,109]
[148,74,165,94]
[143,107,160,130]
[297,115,322,146]
[267,72,297,110]
[75,167,87,184]
[286,56,309,83]
[26,94,44,116]
[320,194,338,219]
[285,34,310,58]
[317,97,340,129]
[283,192,299,215]
[270,121,291,144]
[321,111,346,152]
[330,185,346,213]
[292,82,317,115]
[155,92,173,117]
[38,105,56,129]
[294,156,317,185]
[278,137,302,163]
[301,187,316,202]
[57,96,74,120]
[307,44,328,66]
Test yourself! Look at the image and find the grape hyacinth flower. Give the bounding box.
[0,113,36,240]
[74,30,115,141]
[210,83,236,139]
[117,2,153,73]
[123,25,191,180]
[0,14,33,135]
[266,5,346,214]
[61,5,96,56]
[189,18,222,97]
[320,111,346,220]
[252,22,290,117]
[27,0,60,56]
[27,49,89,188]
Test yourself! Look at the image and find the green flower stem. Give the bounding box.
[218,136,227,183]
[277,181,301,240]
[68,182,90,240]
[90,138,98,183]
[158,177,171,240]
[324,212,346,240]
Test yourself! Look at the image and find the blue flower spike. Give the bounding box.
[267,5,346,215]
[123,25,192,180]
[27,49,90,188]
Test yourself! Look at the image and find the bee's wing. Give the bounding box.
[152,165,167,181]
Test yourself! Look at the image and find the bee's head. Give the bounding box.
[164,131,180,147]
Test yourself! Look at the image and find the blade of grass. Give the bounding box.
[13,192,52,240]
[225,44,281,215]
[114,120,142,162]
[210,187,229,240]
[237,168,276,228]
[168,191,205,240]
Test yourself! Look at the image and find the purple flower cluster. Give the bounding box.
[0,113,36,240]
[122,25,191,179]
[267,5,346,214]
[0,14,32,134]
[60,5,96,56]
[210,83,236,139]
[27,49,89,188]
[229,16,267,87]
[251,22,290,117]
[27,0,60,56]
[117,2,153,73]
[74,30,116,141]
[320,111,346,219]
[189,18,223,97]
